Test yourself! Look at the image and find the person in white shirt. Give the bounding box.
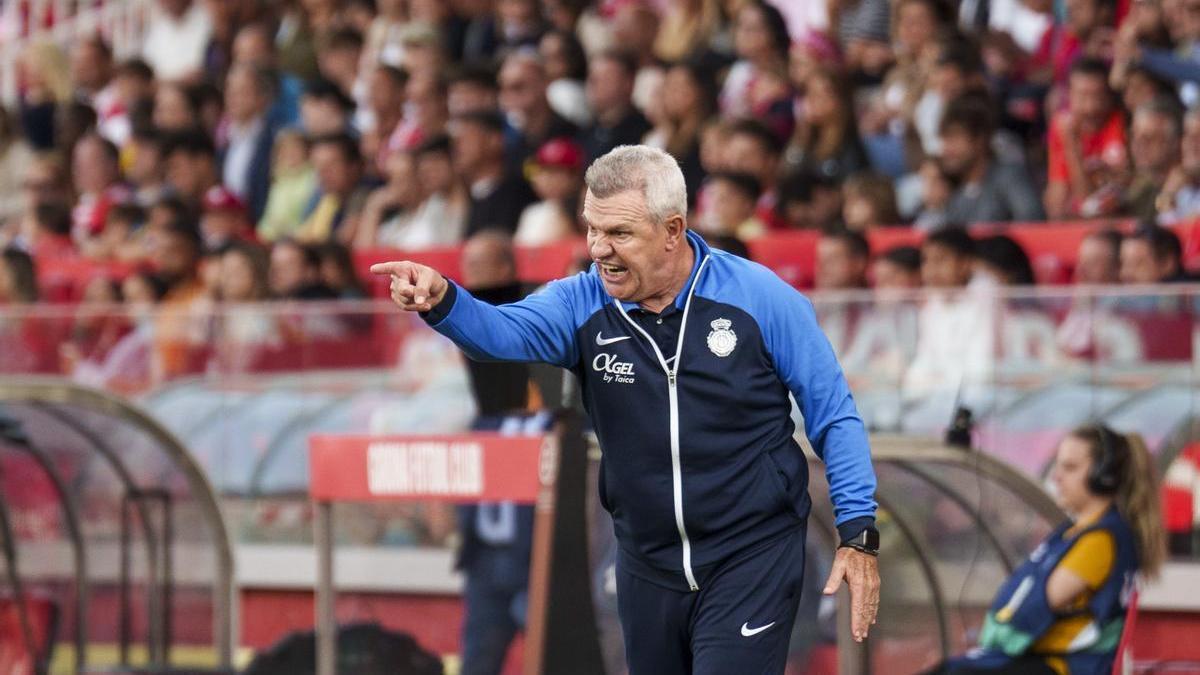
[141,0,213,82]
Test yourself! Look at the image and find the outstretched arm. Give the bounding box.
[371,261,581,368]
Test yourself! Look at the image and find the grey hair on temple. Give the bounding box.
[584,145,688,225]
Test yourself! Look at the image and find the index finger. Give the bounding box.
[369,261,411,277]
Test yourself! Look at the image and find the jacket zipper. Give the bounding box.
[614,255,710,591]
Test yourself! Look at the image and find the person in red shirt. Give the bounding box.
[1044,58,1130,219]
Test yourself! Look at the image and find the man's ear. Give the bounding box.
[663,214,686,249]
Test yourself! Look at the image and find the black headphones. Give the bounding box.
[1087,424,1126,496]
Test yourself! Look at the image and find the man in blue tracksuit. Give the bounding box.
[372,145,881,675]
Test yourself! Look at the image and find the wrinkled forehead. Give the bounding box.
[581,188,653,230]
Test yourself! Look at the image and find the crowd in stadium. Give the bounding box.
[0,0,1197,328]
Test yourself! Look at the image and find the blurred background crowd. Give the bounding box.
[0,0,1198,385]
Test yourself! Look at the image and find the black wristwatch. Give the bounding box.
[839,527,880,556]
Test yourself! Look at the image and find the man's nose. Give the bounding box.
[590,237,613,260]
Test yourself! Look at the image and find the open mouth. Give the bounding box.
[598,263,628,282]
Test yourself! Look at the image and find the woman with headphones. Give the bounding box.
[927,425,1167,674]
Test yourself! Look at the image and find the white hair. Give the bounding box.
[584,145,688,225]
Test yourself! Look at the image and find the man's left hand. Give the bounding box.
[822,546,880,642]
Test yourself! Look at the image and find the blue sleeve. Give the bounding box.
[1138,47,1200,84]
[421,278,581,369]
[758,276,878,535]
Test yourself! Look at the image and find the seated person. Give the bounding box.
[927,425,1166,675]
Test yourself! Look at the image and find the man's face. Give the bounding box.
[1067,0,1101,34]
[873,259,921,291]
[1068,73,1111,128]
[301,98,348,135]
[72,138,115,194]
[1075,236,1118,284]
[1120,239,1171,283]
[816,238,868,290]
[448,82,497,117]
[498,60,545,127]
[200,210,245,249]
[225,68,266,123]
[460,236,517,289]
[586,58,631,116]
[312,144,358,196]
[707,180,755,231]
[1131,112,1178,173]
[270,244,310,295]
[450,120,500,175]
[724,135,773,185]
[71,42,108,91]
[938,127,984,180]
[584,189,683,303]
[921,242,972,287]
[233,28,273,65]
[152,232,197,281]
[165,152,214,200]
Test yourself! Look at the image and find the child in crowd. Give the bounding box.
[515,137,585,246]
[258,130,318,243]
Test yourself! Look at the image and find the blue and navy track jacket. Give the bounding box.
[424,231,877,591]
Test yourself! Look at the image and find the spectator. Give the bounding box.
[219,63,279,222]
[232,23,302,128]
[18,41,73,152]
[784,67,869,183]
[162,129,220,209]
[1123,99,1183,221]
[873,245,923,290]
[387,71,449,152]
[21,203,76,261]
[397,22,447,83]
[913,157,952,231]
[317,27,364,100]
[258,130,318,242]
[355,149,423,248]
[830,0,892,78]
[720,1,793,134]
[153,81,204,133]
[360,65,409,171]
[210,241,280,373]
[540,29,592,128]
[395,134,470,249]
[611,2,665,118]
[1120,225,1187,284]
[0,107,34,224]
[1027,0,1115,99]
[516,137,585,245]
[975,234,1035,285]
[71,36,126,145]
[1074,229,1123,284]
[81,202,141,261]
[269,239,338,299]
[452,110,538,237]
[141,0,214,82]
[842,172,900,231]
[59,275,127,375]
[361,0,409,74]
[937,93,1045,223]
[582,50,651,161]
[912,36,985,158]
[644,60,715,205]
[127,127,170,209]
[200,186,256,251]
[493,0,549,58]
[724,118,786,227]
[816,227,871,290]
[298,133,374,244]
[698,171,765,240]
[1045,59,1129,219]
[300,78,357,137]
[654,0,721,63]
[151,218,208,379]
[1158,107,1200,223]
[871,0,951,147]
[71,133,131,248]
[111,59,157,133]
[316,242,368,299]
[904,226,995,400]
[446,64,502,117]
[498,50,579,166]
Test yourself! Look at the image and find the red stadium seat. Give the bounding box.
[0,592,58,675]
